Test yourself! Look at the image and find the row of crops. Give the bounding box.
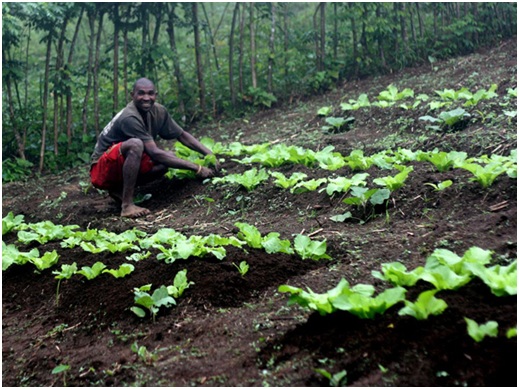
[318,84,516,133]
[3,131,517,343]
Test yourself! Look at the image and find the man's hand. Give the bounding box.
[195,166,215,179]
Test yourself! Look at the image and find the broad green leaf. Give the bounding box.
[398,290,448,320]
[464,317,498,342]
[293,234,331,260]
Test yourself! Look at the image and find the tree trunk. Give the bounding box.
[54,13,70,156]
[192,3,206,114]
[250,2,257,88]
[66,6,83,154]
[140,3,149,76]
[376,4,387,71]
[93,10,105,136]
[113,3,120,116]
[400,3,408,56]
[82,8,96,135]
[267,3,276,93]
[349,3,359,78]
[3,57,26,159]
[229,2,239,107]
[283,4,289,92]
[166,4,186,116]
[151,6,162,82]
[313,5,319,70]
[320,3,326,71]
[201,3,220,71]
[333,3,338,61]
[415,3,424,38]
[238,4,245,96]
[39,32,54,172]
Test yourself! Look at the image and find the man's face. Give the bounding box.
[131,81,157,113]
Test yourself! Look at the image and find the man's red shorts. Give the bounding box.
[90,143,154,190]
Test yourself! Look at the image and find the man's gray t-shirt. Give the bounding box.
[91,101,184,163]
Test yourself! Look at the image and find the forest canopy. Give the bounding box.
[2,2,517,176]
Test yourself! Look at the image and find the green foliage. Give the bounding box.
[270,172,308,189]
[317,106,333,116]
[375,84,414,103]
[459,161,508,188]
[344,150,373,171]
[373,166,414,191]
[76,262,106,280]
[131,284,176,322]
[233,261,250,277]
[246,86,277,108]
[419,108,471,129]
[293,234,331,260]
[279,278,405,318]
[398,290,448,320]
[2,212,25,235]
[2,158,34,182]
[323,173,369,196]
[322,116,354,133]
[17,220,80,245]
[464,318,498,342]
[167,269,194,298]
[315,368,348,387]
[212,168,269,191]
[290,178,327,194]
[341,93,371,110]
[417,150,468,172]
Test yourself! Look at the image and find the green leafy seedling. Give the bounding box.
[233,261,250,277]
[398,289,448,320]
[293,234,331,260]
[424,180,453,191]
[131,284,176,322]
[315,368,347,387]
[103,263,135,278]
[51,364,70,386]
[464,317,498,342]
[53,263,78,306]
[77,261,107,280]
[167,269,194,298]
[317,106,333,116]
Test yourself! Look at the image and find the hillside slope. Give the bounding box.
[2,38,516,387]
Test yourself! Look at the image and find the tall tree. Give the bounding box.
[192,3,206,115]
[249,3,257,88]
[93,8,105,136]
[65,4,84,154]
[112,3,120,115]
[267,3,276,93]
[229,2,240,107]
[82,6,96,135]
[166,3,186,116]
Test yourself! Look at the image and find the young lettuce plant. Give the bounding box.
[373,165,414,191]
[459,161,508,188]
[131,284,176,323]
[269,172,308,189]
[419,108,471,131]
[340,93,371,110]
[344,150,374,171]
[52,262,78,306]
[212,168,269,191]
[233,261,250,277]
[76,262,107,280]
[290,178,328,194]
[464,317,498,342]
[417,150,468,172]
[293,234,331,260]
[167,269,194,298]
[323,173,369,196]
[2,212,25,235]
[322,116,354,133]
[398,289,448,320]
[343,186,391,220]
[103,263,135,278]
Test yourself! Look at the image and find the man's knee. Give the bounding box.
[122,138,144,156]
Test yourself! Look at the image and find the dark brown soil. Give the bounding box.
[2,39,517,387]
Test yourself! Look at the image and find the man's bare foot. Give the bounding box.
[121,204,150,218]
